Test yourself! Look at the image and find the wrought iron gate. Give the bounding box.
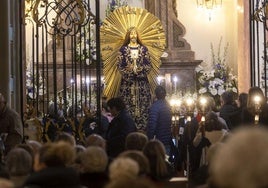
[22,0,101,143]
[250,0,268,97]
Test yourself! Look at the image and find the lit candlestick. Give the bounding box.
[254,95,261,105]
[186,97,194,107]
[173,76,178,94]
[200,97,207,108]
[253,95,261,125]
[187,116,191,122]
[255,114,259,125]
[186,97,194,122]
[199,96,207,121]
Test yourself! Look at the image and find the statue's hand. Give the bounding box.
[136,66,143,73]
[125,63,134,71]
[133,64,138,74]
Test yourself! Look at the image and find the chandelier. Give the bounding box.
[196,0,222,9]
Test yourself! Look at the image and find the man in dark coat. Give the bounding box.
[0,93,23,154]
[146,86,172,155]
[106,97,136,158]
[219,91,238,130]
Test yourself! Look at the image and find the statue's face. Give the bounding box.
[130,30,137,43]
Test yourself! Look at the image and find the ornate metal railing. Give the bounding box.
[22,0,101,142]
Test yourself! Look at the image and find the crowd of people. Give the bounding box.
[0,84,268,187]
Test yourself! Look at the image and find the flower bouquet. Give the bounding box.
[196,38,238,107]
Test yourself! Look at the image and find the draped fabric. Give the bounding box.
[118,44,152,130]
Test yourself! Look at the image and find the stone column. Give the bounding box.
[0,0,23,113]
[0,0,10,102]
[237,0,250,93]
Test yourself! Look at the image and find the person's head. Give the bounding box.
[75,144,86,154]
[26,140,42,155]
[209,126,268,188]
[15,144,35,166]
[77,146,108,173]
[155,86,166,100]
[5,148,32,176]
[54,132,76,146]
[125,132,148,151]
[200,96,217,112]
[123,27,142,46]
[220,91,234,106]
[119,150,150,176]
[205,111,223,131]
[102,102,110,113]
[33,142,75,171]
[107,97,126,117]
[142,139,168,179]
[85,134,106,150]
[237,92,248,108]
[143,139,166,160]
[109,157,139,181]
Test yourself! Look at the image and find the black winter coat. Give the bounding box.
[106,109,136,158]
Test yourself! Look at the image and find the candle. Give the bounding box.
[173,76,178,94]
[255,114,259,125]
[254,95,261,105]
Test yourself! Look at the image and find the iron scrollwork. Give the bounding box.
[26,0,92,36]
[253,0,268,30]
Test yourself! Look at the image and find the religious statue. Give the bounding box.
[118,27,152,129]
[100,6,166,131]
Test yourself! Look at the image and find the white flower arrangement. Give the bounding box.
[196,38,238,106]
[26,58,46,100]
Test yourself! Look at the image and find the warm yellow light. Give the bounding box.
[170,98,182,107]
[255,114,259,125]
[170,99,176,107]
[200,97,207,106]
[187,116,192,122]
[254,95,261,104]
[186,98,194,106]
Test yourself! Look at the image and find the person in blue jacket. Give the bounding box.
[147,86,172,156]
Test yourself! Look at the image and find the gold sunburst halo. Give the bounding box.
[100,6,166,99]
